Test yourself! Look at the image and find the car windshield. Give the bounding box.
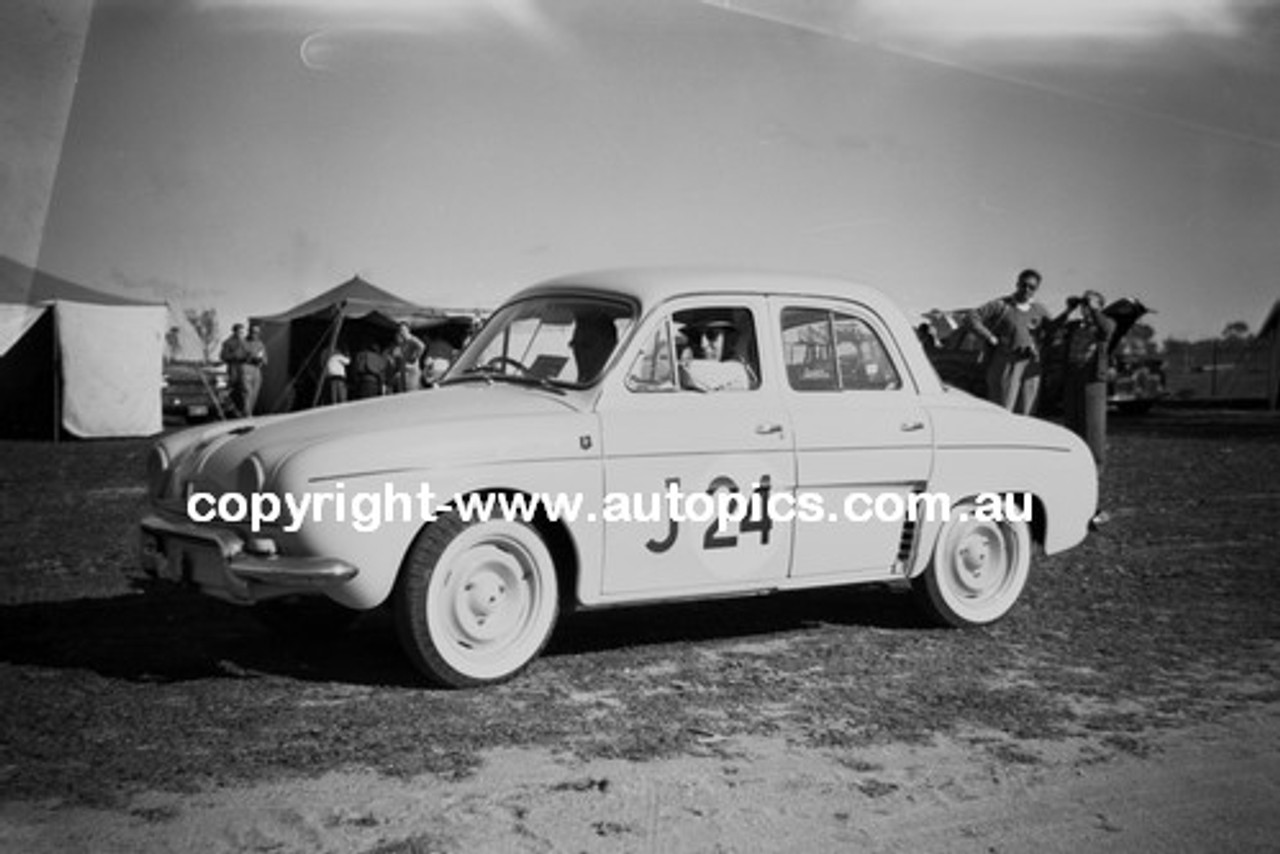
[446,295,636,389]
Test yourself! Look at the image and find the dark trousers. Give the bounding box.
[324,375,348,405]
[353,374,382,400]
[1064,370,1107,470]
[228,377,249,418]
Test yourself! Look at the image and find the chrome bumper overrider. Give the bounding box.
[139,512,358,603]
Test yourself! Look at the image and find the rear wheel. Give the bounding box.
[912,498,1031,626]
[393,514,559,688]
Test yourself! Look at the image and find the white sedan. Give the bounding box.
[141,269,1097,687]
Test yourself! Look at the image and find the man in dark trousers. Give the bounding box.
[1060,290,1116,470]
[1058,290,1116,528]
[351,339,388,400]
[219,323,250,417]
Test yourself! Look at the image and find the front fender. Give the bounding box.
[267,458,603,610]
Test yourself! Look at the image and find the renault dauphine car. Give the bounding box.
[141,269,1097,687]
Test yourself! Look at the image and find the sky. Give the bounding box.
[8,0,1280,339]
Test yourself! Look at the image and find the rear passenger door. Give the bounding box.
[774,298,934,579]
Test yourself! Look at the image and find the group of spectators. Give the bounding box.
[322,322,454,405]
[967,268,1113,466]
[966,268,1115,525]
[219,320,457,416]
[218,323,267,419]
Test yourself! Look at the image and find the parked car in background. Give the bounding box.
[921,297,1166,415]
[162,362,228,423]
[1106,342,1168,415]
[141,269,1098,688]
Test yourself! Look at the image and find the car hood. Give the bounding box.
[159,383,592,497]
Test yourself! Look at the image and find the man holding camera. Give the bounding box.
[1058,289,1116,471]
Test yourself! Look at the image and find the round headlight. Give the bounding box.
[147,445,171,498]
[237,455,265,496]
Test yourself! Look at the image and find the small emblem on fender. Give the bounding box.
[580,435,593,451]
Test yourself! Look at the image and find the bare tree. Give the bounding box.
[1119,321,1158,356]
[1222,320,1251,340]
[1128,322,1155,343]
[164,326,181,363]
[185,308,220,363]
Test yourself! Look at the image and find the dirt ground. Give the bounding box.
[4,708,1278,853]
[1,409,1278,852]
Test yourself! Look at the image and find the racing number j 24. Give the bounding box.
[645,475,773,554]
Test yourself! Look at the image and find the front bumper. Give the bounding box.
[139,511,359,604]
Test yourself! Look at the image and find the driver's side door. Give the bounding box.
[594,296,796,600]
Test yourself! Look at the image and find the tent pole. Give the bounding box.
[311,307,347,409]
[268,309,339,413]
[183,305,227,420]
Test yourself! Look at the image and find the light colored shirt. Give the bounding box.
[683,359,753,391]
[326,352,350,377]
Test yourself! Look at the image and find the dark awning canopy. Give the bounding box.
[253,275,448,326]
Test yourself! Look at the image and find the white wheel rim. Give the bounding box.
[936,511,1028,623]
[426,523,556,680]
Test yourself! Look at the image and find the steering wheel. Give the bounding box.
[484,355,531,376]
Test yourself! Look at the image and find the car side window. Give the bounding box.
[624,320,677,392]
[781,307,838,391]
[834,314,901,390]
[781,307,902,391]
[627,307,761,393]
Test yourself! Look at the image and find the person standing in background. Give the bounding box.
[219,323,249,418]
[242,324,267,415]
[1059,290,1116,472]
[968,269,1053,414]
[421,338,456,387]
[390,323,425,393]
[352,340,387,399]
[324,345,350,405]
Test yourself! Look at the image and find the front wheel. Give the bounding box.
[912,498,1031,627]
[393,514,559,688]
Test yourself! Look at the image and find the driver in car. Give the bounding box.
[680,319,755,391]
[569,309,619,384]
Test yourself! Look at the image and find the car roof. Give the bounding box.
[511,267,898,315]
[506,267,946,396]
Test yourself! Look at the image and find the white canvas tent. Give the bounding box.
[0,255,167,438]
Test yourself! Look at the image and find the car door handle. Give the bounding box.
[900,420,926,432]
[755,422,784,435]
